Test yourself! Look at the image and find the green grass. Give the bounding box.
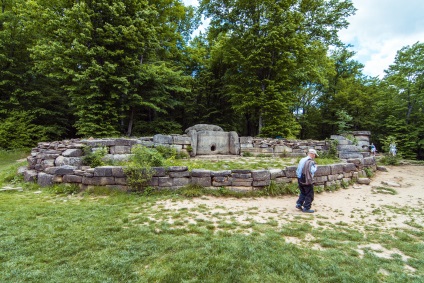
[166,156,340,170]
[1,190,422,282]
[1,151,423,282]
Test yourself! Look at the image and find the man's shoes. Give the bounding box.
[302,209,314,213]
[296,205,303,210]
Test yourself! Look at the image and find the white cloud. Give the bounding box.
[339,0,424,78]
[183,0,424,78]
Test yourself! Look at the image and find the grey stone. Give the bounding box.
[153,134,173,144]
[343,163,357,173]
[357,178,371,185]
[37,173,54,187]
[251,170,270,181]
[173,135,191,145]
[229,131,240,155]
[45,165,76,175]
[63,175,83,183]
[269,169,285,179]
[191,169,211,177]
[184,124,224,133]
[110,146,131,154]
[169,171,190,178]
[253,180,270,187]
[196,131,232,155]
[115,138,137,146]
[158,177,173,187]
[232,173,251,179]
[211,170,232,177]
[55,156,83,167]
[151,167,167,177]
[191,177,211,187]
[24,170,38,182]
[62,149,83,157]
[284,166,297,178]
[94,166,114,177]
[168,166,188,172]
[173,177,190,187]
[112,167,126,178]
[330,164,344,175]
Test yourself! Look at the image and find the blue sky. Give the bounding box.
[183,0,424,79]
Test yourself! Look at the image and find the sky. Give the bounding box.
[183,0,423,79]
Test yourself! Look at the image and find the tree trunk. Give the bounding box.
[127,107,134,136]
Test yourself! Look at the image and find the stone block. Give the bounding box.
[173,177,190,187]
[112,167,126,178]
[114,178,127,185]
[212,176,232,186]
[191,177,211,187]
[284,166,297,178]
[151,167,167,177]
[343,163,357,173]
[169,171,190,178]
[55,156,83,167]
[314,176,328,183]
[153,134,173,144]
[229,131,240,155]
[115,138,137,146]
[83,139,116,147]
[167,166,188,172]
[269,169,285,179]
[62,149,83,157]
[232,173,251,179]
[232,179,253,187]
[211,170,232,177]
[274,177,291,184]
[315,165,331,177]
[24,170,38,182]
[94,166,114,177]
[253,180,270,187]
[45,165,76,175]
[274,145,293,153]
[37,173,54,187]
[158,177,173,187]
[110,146,131,154]
[191,169,211,177]
[330,164,344,175]
[63,175,83,183]
[172,135,191,145]
[251,170,270,181]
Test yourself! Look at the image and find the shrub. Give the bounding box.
[82,146,107,167]
[124,145,165,191]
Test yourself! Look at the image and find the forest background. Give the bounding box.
[1,0,423,159]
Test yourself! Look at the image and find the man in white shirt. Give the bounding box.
[295,149,318,213]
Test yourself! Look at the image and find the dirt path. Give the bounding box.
[156,165,424,230]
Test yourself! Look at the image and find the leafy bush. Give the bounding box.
[124,145,166,191]
[82,146,107,167]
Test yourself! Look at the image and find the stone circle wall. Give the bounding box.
[22,136,376,191]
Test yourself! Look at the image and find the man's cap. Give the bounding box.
[308,149,319,156]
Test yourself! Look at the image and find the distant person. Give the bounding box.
[296,149,318,213]
[389,143,397,156]
[370,143,376,156]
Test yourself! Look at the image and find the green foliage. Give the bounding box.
[82,146,107,168]
[242,151,254,157]
[48,184,80,195]
[364,167,374,178]
[319,139,339,159]
[124,145,166,191]
[0,112,52,149]
[335,110,353,135]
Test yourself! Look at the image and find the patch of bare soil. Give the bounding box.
[156,165,424,231]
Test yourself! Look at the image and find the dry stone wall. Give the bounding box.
[23,136,376,191]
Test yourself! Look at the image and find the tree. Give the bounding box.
[377,42,424,158]
[198,0,355,137]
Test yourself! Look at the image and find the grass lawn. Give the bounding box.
[1,151,423,282]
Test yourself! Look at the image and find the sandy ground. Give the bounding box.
[155,165,424,231]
